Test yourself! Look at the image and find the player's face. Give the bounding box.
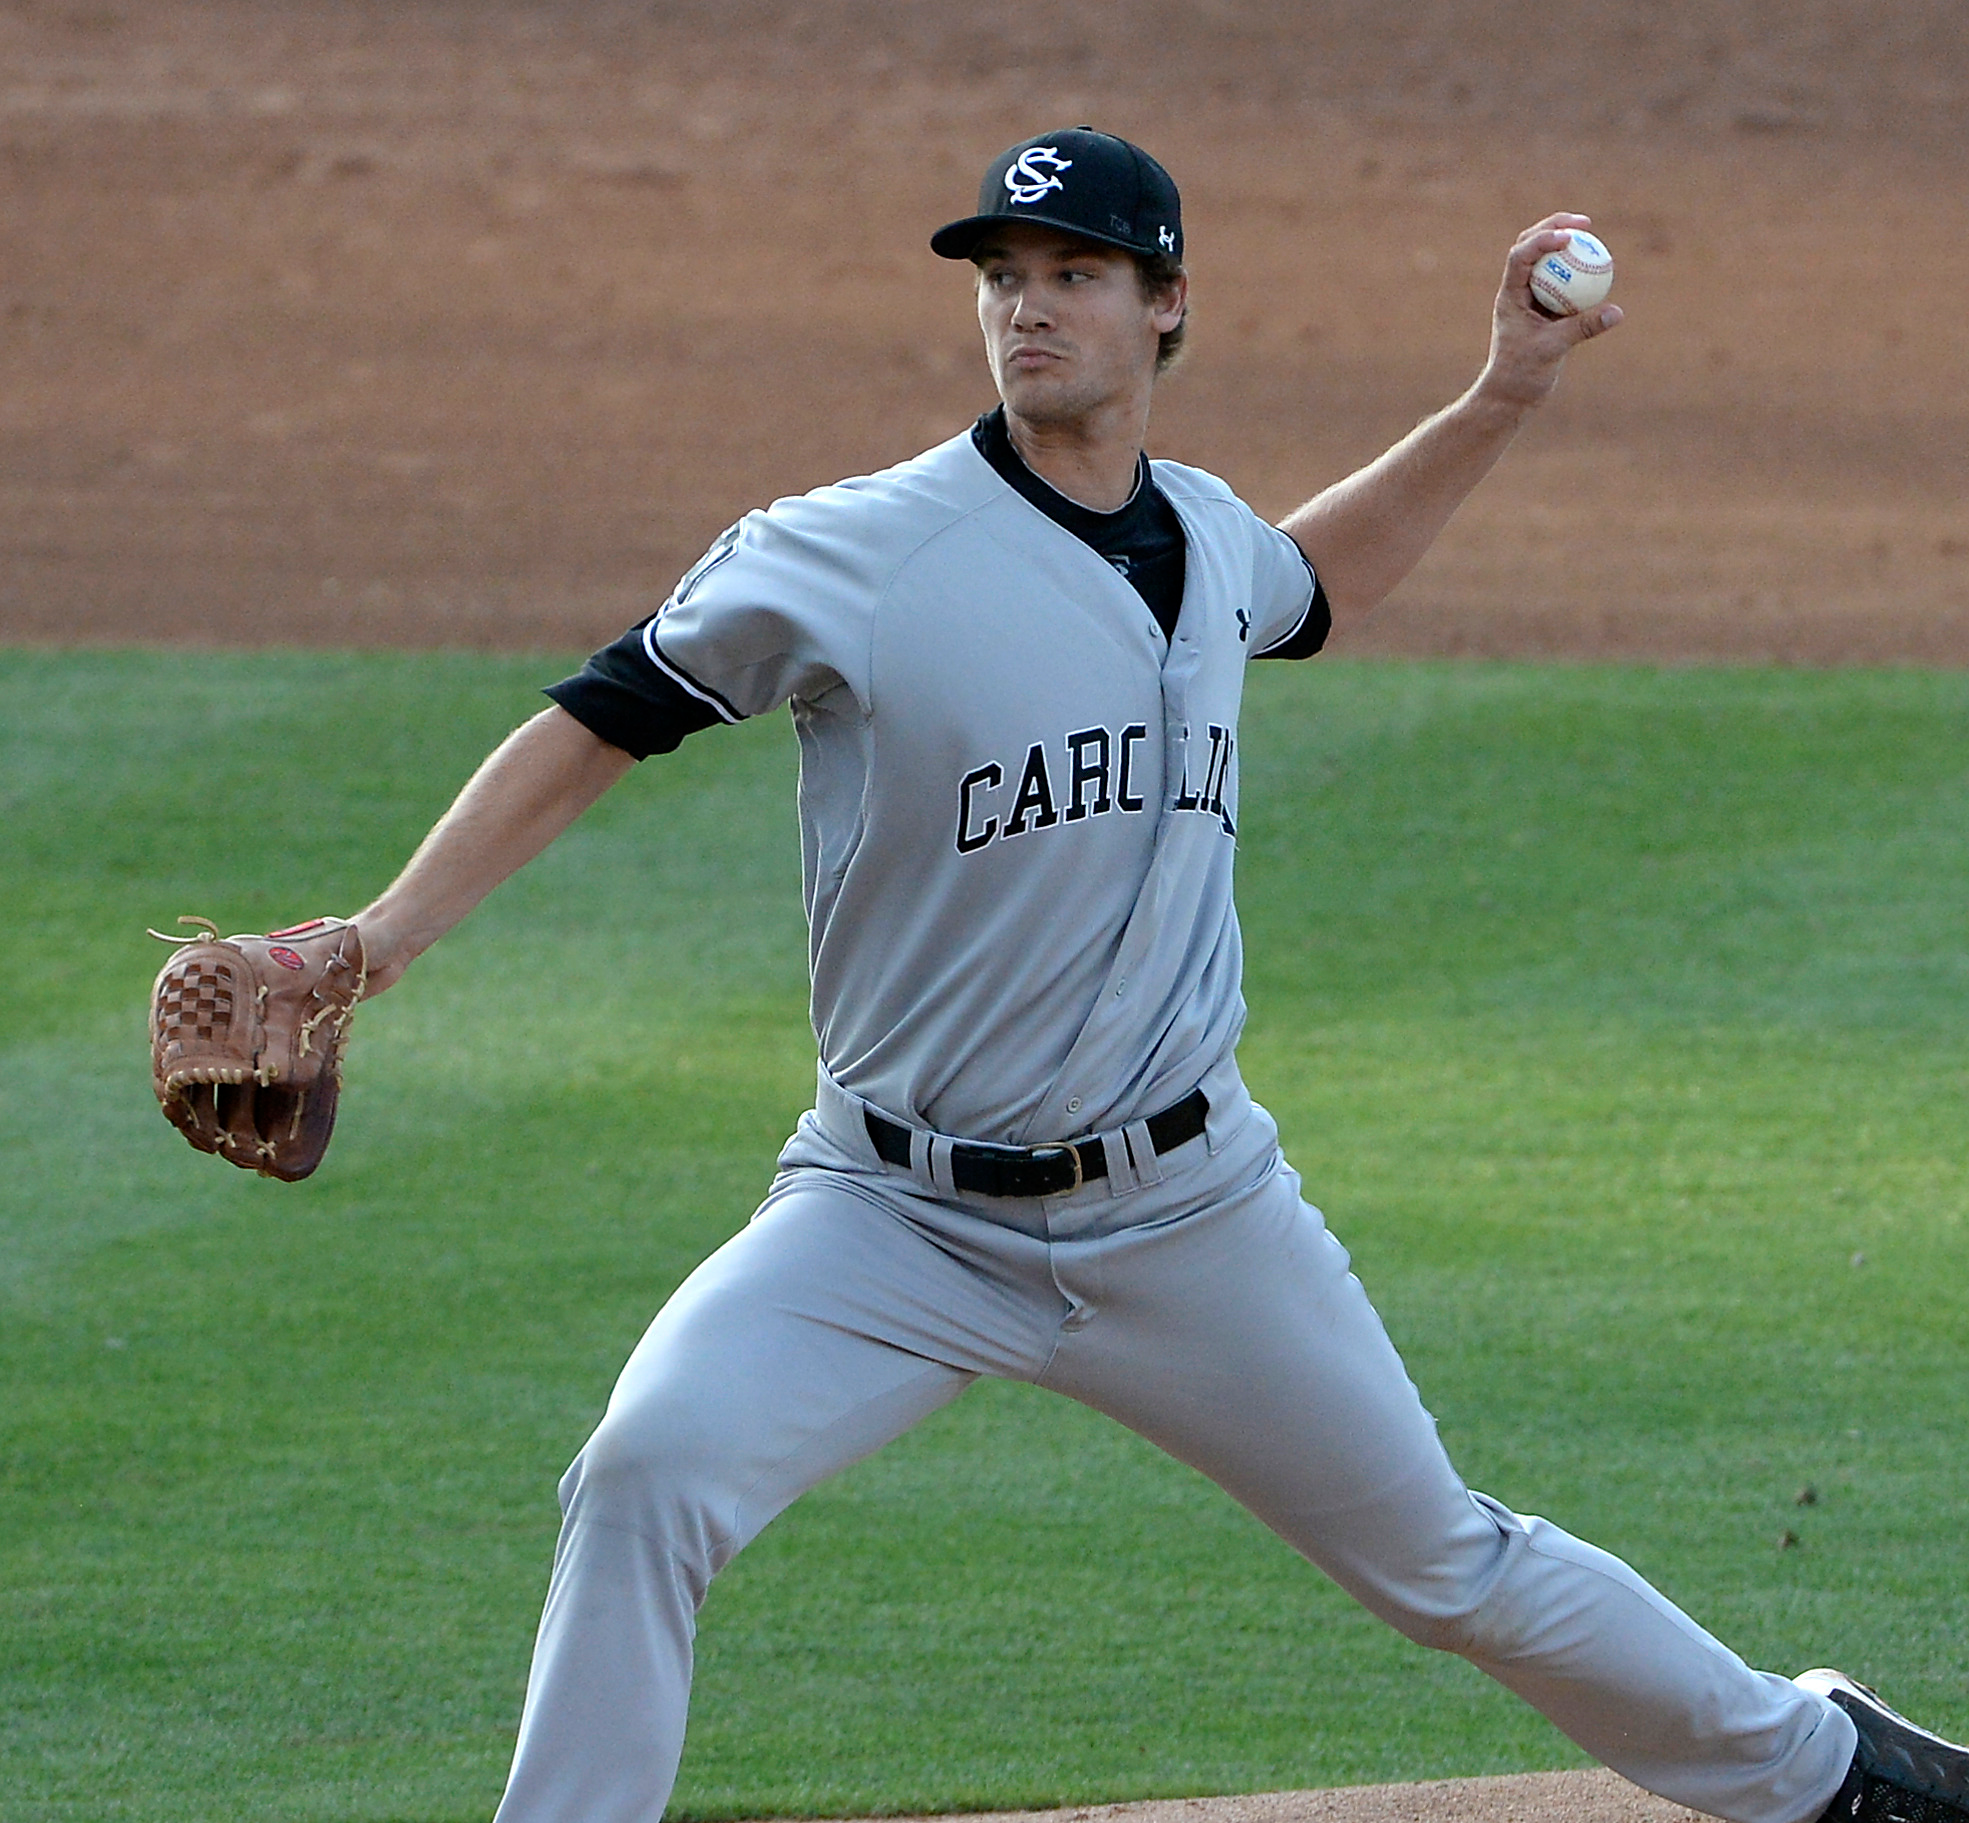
[972,225,1184,429]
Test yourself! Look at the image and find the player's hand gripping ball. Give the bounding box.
[147,915,367,1181]
[1528,229,1614,317]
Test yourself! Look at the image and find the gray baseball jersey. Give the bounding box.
[551,427,1321,1145]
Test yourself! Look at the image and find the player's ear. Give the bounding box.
[1150,271,1189,333]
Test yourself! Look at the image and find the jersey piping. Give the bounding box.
[642,624,744,725]
[1253,565,1330,660]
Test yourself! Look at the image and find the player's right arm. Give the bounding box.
[355,704,634,996]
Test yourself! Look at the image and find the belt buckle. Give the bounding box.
[1030,1142,1084,1195]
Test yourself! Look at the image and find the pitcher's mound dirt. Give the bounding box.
[809,1771,1702,1823]
[2,2,1966,664]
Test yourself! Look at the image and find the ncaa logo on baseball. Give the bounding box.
[1004,146,1072,205]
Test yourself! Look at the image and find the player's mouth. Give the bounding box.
[1005,343,1069,372]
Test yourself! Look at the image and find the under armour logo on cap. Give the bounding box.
[931,127,1184,263]
[1004,146,1072,206]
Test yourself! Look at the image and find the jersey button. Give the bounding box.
[1066,1097,1082,1113]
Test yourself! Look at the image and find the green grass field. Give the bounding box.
[2,650,1965,1823]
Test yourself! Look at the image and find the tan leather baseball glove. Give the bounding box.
[147,915,367,1182]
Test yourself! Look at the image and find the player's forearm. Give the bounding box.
[1280,380,1532,633]
[356,705,633,992]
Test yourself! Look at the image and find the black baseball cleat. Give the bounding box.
[1798,1669,1969,1823]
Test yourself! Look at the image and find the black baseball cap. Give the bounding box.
[930,127,1184,263]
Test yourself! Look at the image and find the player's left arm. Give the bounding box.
[1279,213,1621,634]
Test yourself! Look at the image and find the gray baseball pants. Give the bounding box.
[491,1068,1854,1823]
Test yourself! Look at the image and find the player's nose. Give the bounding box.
[1008,287,1054,330]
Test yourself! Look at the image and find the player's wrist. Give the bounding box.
[348,902,425,997]
[1464,360,1553,421]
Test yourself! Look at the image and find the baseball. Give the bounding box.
[1528,229,1614,316]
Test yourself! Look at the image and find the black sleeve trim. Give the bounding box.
[1253,558,1331,662]
[544,618,729,760]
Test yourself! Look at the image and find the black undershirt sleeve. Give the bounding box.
[543,619,726,761]
[1252,558,1332,661]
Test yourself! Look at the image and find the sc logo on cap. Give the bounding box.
[1005,146,1072,205]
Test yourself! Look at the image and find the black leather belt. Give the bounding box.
[864,1088,1208,1200]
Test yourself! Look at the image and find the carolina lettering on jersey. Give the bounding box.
[1170,722,1238,836]
[955,720,1233,853]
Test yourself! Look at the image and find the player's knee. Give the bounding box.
[1351,1491,1527,1657]
[1372,1562,1534,1657]
[560,1395,746,1566]
[1383,1596,1490,1656]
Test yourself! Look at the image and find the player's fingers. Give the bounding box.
[1504,236,1565,286]
[1504,215,1592,276]
[1571,301,1623,339]
[1517,211,1593,242]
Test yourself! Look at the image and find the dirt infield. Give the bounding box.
[816,1770,1701,1823]
[2,1,1965,664]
